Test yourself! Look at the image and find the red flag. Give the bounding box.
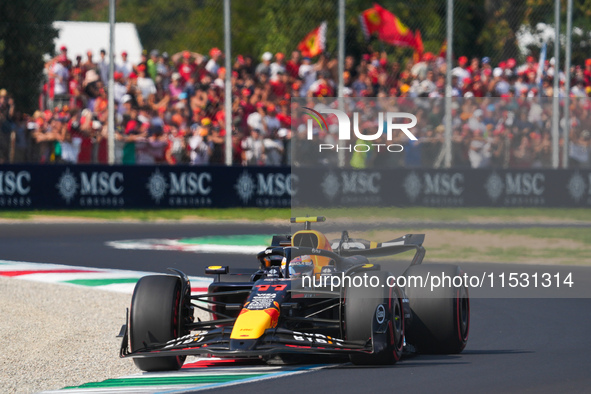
[297,22,327,58]
[360,4,416,48]
[414,29,424,62]
[374,4,415,47]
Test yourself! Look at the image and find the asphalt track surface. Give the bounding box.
[2,222,591,393]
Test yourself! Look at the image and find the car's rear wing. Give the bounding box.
[331,233,426,265]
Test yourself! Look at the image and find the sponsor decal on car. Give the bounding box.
[292,331,344,346]
[376,304,386,324]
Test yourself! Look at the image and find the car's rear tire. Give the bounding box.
[344,271,404,365]
[129,275,188,371]
[403,264,469,354]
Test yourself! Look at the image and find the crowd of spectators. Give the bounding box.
[1,45,591,168]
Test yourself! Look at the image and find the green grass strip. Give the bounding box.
[292,207,591,222]
[64,278,139,286]
[4,207,591,223]
[62,373,267,389]
[178,234,272,246]
[0,208,290,221]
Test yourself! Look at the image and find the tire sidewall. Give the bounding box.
[129,275,186,371]
[403,264,470,354]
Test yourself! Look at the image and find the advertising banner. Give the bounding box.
[0,165,293,209]
[0,165,590,209]
[294,168,591,208]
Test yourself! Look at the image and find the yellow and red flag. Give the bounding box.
[360,3,416,49]
[297,22,327,58]
[359,6,383,40]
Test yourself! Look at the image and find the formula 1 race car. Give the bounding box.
[119,217,470,371]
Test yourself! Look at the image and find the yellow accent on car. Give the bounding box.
[362,264,374,268]
[370,241,378,249]
[291,229,334,275]
[230,309,277,339]
[290,216,326,223]
[208,265,222,270]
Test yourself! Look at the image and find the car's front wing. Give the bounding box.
[119,325,384,359]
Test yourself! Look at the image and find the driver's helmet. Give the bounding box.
[286,255,315,278]
[261,254,284,269]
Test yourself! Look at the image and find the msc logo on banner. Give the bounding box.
[234,170,294,207]
[567,172,591,205]
[146,169,212,206]
[321,171,381,205]
[403,172,464,206]
[485,172,545,205]
[56,168,124,207]
[0,170,32,207]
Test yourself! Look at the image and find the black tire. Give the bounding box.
[129,275,187,371]
[403,264,470,354]
[344,271,404,365]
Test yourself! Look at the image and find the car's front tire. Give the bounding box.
[129,275,188,371]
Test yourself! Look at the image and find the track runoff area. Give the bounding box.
[0,258,332,393]
[0,232,333,393]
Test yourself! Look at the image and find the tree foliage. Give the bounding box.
[0,0,583,113]
[0,0,58,112]
[53,0,573,65]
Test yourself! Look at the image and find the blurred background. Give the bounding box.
[0,0,589,169]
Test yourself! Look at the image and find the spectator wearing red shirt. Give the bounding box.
[276,97,291,128]
[231,130,244,165]
[308,70,334,97]
[517,56,537,77]
[172,50,204,83]
[505,58,517,76]
[468,57,480,76]
[584,59,591,87]
[270,70,288,99]
[285,51,301,79]
[68,67,85,109]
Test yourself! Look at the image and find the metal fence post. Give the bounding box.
[444,0,453,168]
[551,0,560,169]
[338,0,345,168]
[224,0,233,166]
[563,0,572,169]
[107,0,115,164]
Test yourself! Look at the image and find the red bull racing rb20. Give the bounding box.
[119,217,470,371]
